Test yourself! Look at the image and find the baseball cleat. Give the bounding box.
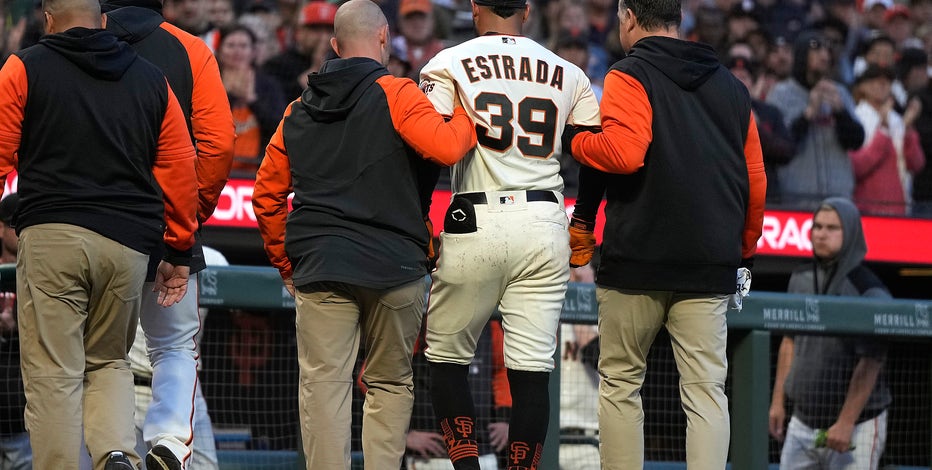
[146,444,182,470]
[104,451,135,470]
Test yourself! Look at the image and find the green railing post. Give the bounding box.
[730,329,771,469]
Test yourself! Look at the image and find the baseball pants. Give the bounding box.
[295,279,425,470]
[595,288,730,470]
[779,412,887,470]
[137,275,201,464]
[134,379,218,470]
[426,190,569,372]
[17,223,147,470]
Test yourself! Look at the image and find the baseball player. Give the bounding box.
[418,0,600,467]
[102,0,235,468]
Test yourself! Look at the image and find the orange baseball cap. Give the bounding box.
[300,1,337,26]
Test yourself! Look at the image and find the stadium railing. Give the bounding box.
[2,264,929,469]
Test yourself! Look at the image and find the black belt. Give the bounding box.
[134,375,152,388]
[456,190,559,204]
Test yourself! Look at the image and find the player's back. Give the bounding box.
[420,34,600,194]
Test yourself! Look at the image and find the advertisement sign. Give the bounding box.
[161,178,932,266]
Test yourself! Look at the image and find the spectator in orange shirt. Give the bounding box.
[218,24,287,176]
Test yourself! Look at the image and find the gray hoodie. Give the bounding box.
[767,32,865,209]
[784,197,891,429]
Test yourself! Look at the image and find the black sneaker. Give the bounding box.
[146,444,182,470]
[104,451,135,470]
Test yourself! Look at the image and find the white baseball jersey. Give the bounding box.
[420,34,601,193]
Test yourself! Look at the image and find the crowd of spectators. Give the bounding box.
[4,0,930,215]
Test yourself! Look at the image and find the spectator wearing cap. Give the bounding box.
[849,64,925,215]
[759,34,794,100]
[862,0,894,31]
[263,1,338,99]
[882,4,917,49]
[392,0,445,80]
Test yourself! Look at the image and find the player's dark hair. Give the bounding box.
[620,0,681,30]
[490,5,520,18]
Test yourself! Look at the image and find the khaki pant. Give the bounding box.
[295,278,425,470]
[596,288,730,470]
[17,224,147,469]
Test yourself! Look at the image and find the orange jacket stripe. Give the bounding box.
[161,22,235,224]
[489,320,512,408]
[0,55,26,188]
[155,81,199,252]
[744,113,767,259]
[572,70,651,174]
[376,75,477,166]
[253,101,296,279]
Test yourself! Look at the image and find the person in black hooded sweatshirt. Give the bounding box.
[565,0,766,468]
[0,0,198,467]
[251,1,476,468]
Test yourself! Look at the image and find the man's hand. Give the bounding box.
[488,422,509,452]
[154,261,191,307]
[569,216,595,267]
[0,293,15,333]
[826,420,855,452]
[768,402,786,441]
[406,430,446,458]
[425,216,436,259]
[904,97,922,128]
[283,277,295,297]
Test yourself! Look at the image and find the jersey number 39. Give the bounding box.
[474,92,558,159]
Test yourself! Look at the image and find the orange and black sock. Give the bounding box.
[429,361,479,470]
[506,369,550,470]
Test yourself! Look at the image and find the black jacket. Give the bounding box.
[576,37,760,293]
[283,58,432,289]
[12,28,182,255]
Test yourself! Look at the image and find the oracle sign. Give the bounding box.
[202,179,932,265]
[757,212,813,256]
